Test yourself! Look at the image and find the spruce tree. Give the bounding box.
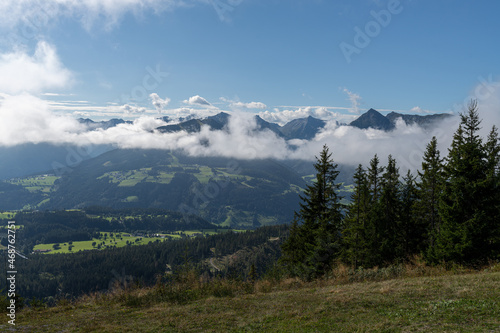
[280,215,306,276]
[280,145,343,279]
[367,154,384,202]
[341,164,370,268]
[378,155,401,263]
[363,154,386,266]
[400,170,420,258]
[416,136,444,257]
[485,125,500,178]
[483,125,500,259]
[434,101,495,264]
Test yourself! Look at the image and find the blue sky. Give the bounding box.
[0,0,499,123]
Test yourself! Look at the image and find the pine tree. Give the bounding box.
[362,154,386,266]
[399,170,420,258]
[280,145,343,279]
[280,214,307,276]
[299,145,343,229]
[482,125,500,259]
[485,125,500,178]
[416,136,444,256]
[367,154,384,202]
[378,155,401,263]
[434,101,495,264]
[341,164,370,268]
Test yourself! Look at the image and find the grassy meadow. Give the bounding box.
[7,264,500,332]
[32,230,221,254]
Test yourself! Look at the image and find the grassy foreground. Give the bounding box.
[4,267,500,332]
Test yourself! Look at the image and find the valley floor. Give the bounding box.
[4,270,500,332]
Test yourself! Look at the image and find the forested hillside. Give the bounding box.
[0,224,287,300]
[0,102,498,310]
[280,102,500,279]
[0,149,307,228]
[5,208,215,254]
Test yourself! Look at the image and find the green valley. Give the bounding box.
[0,149,309,228]
[32,230,228,254]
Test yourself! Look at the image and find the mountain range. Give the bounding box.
[156,112,326,140]
[78,118,132,130]
[0,149,310,228]
[0,108,451,182]
[153,108,451,139]
[349,108,452,131]
[0,108,452,228]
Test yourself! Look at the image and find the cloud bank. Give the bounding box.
[150,93,171,113]
[342,88,362,114]
[0,41,73,94]
[220,97,267,110]
[0,93,456,173]
[0,0,188,32]
[259,106,354,126]
[184,95,211,106]
[2,80,500,173]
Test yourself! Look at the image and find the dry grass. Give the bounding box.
[5,262,500,332]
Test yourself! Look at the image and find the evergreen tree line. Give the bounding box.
[1,225,287,300]
[280,102,500,280]
[8,208,214,253]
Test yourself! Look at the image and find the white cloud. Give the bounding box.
[220,97,267,110]
[409,106,432,114]
[0,93,83,146]
[0,0,188,32]
[0,41,73,94]
[150,93,170,113]
[470,80,500,138]
[259,106,355,126]
[6,81,500,175]
[42,92,67,96]
[168,113,290,159]
[183,95,211,106]
[342,87,362,114]
[0,91,455,171]
[232,101,267,109]
[121,104,146,114]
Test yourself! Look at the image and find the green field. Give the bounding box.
[0,212,17,219]
[32,230,223,254]
[0,224,23,229]
[97,165,252,187]
[11,268,500,332]
[7,175,60,193]
[33,232,165,254]
[7,163,247,190]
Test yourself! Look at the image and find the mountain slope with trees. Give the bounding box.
[281,101,500,279]
[41,149,306,228]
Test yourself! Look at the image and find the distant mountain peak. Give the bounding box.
[280,116,326,140]
[78,118,131,130]
[350,108,394,131]
[206,112,231,122]
[386,111,452,129]
[350,108,453,131]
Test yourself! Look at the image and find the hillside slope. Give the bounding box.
[44,149,306,228]
[12,270,500,332]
